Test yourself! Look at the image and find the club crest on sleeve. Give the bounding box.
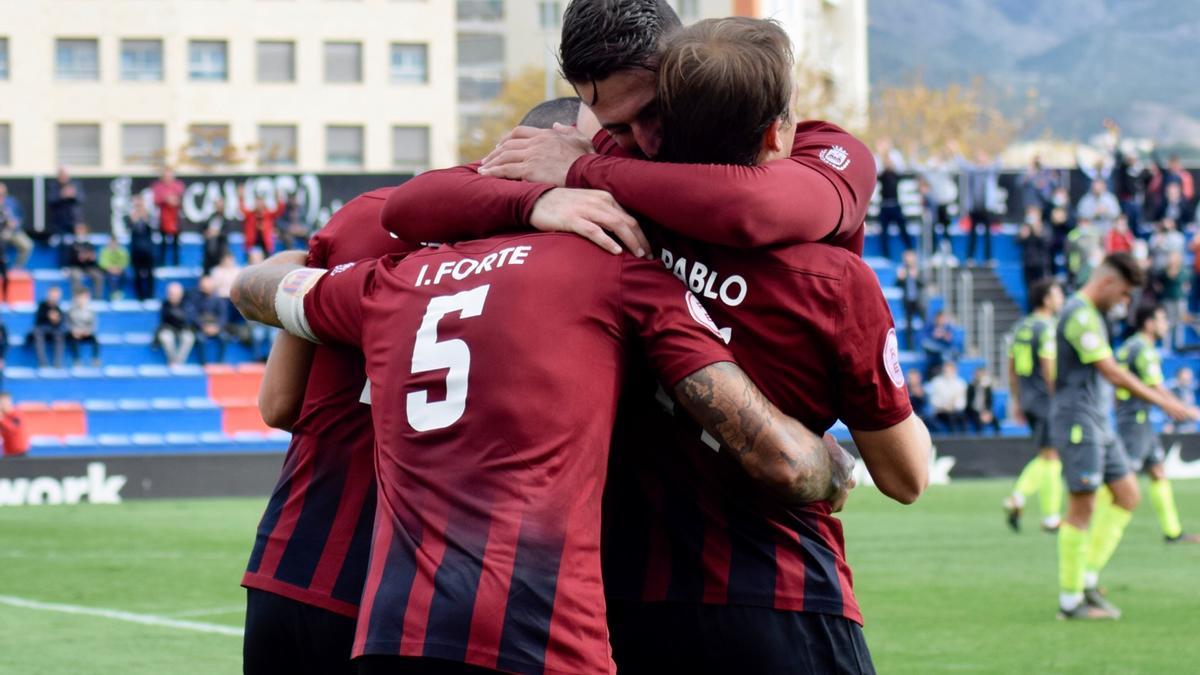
[819,145,851,172]
[884,328,905,388]
[685,292,724,340]
[330,262,356,276]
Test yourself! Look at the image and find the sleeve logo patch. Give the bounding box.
[1080,331,1102,352]
[685,292,725,341]
[884,328,905,388]
[819,145,851,172]
[330,262,356,276]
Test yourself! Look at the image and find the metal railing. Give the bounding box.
[979,301,995,378]
[957,269,974,353]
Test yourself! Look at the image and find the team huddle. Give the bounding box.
[231,2,933,674]
[1005,258,1200,621]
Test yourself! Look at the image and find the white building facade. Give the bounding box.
[0,0,458,176]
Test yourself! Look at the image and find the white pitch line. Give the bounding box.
[165,604,245,618]
[0,595,243,637]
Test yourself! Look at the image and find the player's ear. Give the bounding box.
[761,119,785,158]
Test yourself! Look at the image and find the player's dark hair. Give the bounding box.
[1028,278,1059,312]
[560,0,682,92]
[519,97,583,129]
[655,18,794,166]
[1101,252,1145,287]
[1133,302,1164,331]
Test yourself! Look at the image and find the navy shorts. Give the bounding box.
[1117,420,1165,471]
[1056,422,1132,493]
[608,601,875,674]
[243,588,356,675]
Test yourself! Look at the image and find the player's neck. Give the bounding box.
[1032,308,1051,319]
[1137,330,1156,345]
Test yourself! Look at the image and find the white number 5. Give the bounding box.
[406,284,491,432]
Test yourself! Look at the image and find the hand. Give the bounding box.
[1163,399,1200,423]
[529,188,651,258]
[1011,407,1026,426]
[822,434,857,513]
[478,124,594,186]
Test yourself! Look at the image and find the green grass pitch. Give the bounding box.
[1,479,1198,674]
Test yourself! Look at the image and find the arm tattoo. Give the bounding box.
[674,362,834,504]
[230,264,303,328]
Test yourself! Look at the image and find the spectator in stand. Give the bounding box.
[157,282,194,366]
[152,166,185,267]
[1076,178,1121,230]
[1105,214,1135,254]
[201,198,230,276]
[1150,218,1187,273]
[1159,153,1195,203]
[1066,217,1102,289]
[238,186,284,257]
[1112,144,1151,237]
[913,150,958,255]
[1019,206,1051,292]
[1020,155,1059,216]
[966,368,1000,434]
[65,288,100,367]
[1155,251,1190,350]
[0,315,8,391]
[1047,186,1074,273]
[896,249,925,349]
[209,252,240,300]
[875,139,910,259]
[47,167,84,266]
[1155,183,1193,229]
[32,286,65,369]
[907,368,929,423]
[954,144,1002,264]
[277,193,310,251]
[125,196,157,302]
[921,311,963,378]
[65,223,104,299]
[188,276,228,365]
[1165,367,1198,434]
[98,237,130,301]
[928,360,968,434]
[0,393,29,458]
[0,182,34,270]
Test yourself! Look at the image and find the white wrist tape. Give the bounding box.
[274,267,327,343]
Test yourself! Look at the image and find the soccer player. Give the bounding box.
[1053,253,1199,620]
[1004,278,1065,532]
[375,14,931,672]
[1115,303,1200,543]
[381,0,876,259]
[232,233,855,674]
[241,187,416,675]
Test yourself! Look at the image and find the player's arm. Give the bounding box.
[1041,356,1056,394]
[230,251,314,329]
[850,413,931,505]
[1095,357,1197,421]
[673,362,855,510]
[258,332,315,431]
[1007,354,1023,423]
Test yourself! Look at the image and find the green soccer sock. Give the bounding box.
[1084,503,1134,583]
[1041,458,1063,518]
[1149,479,1183,539]
[1059,521,1088,595]
[1013,457,1045,499]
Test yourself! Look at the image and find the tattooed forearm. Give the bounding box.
[231,264,302,328]
[674,362,840,505]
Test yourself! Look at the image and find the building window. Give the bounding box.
[538,1,562,29]
[258,125,298,166]
[457,33,504,67]
[120,40,164,81]
[392,126,430,172]
[326,125,364,166]
[55,39,99,81]
[0,38,8,80]
[57,124,101,166]
[0,124,10,166]
[324,42,362,83]
[257,41,295,82]
[186,124,232,166]
[458,75,504,103]
[390,43,428,84]
[189,40,228,81]
[457,0,503,21]
[121,124,165,166]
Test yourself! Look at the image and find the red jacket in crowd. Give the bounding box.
[0,412,30,457]
[241,200,286,254]
[153,178,186,235]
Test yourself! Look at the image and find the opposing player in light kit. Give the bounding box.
[232,233,856,674]
[1115,303,1200,543]
[1004,278,1065,533]
[1051,253,1199,620]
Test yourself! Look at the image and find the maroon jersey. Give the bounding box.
[301,233,732,674]
[243,188,416,616]
[603,224,912,625]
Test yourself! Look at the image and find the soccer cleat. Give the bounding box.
[1165,532,1200,544]
[1083,588,1121,619]
[1003,496,1022,532]
[1058,602,1120,621]
[1040,518,1061,534]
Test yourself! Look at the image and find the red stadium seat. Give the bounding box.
[18,401,87,438]
[221,401,272,434]
[207,365,264,404]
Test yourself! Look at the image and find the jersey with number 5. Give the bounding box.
[300,232,733,675]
